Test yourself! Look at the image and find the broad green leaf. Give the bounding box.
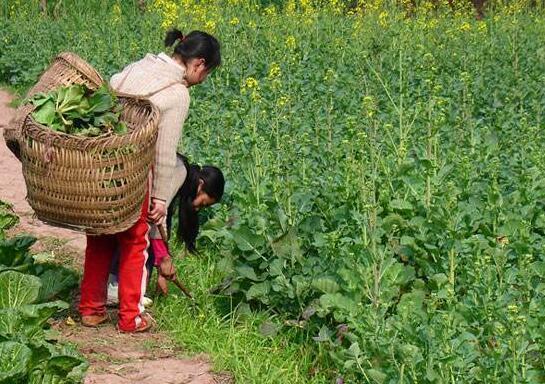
[367,368,387,384]
[114,121,128,135]
[271,228,302,262]
[20,301,69,324]
[258,320,280,337]
[311,277,340,294]
[32,100,56,126]
[348,342,361,358]
[235,264,259,281]
[0,308,45,344]
[88,85,115,113]
[38,267,78,302]
[246,281,271,300]
[0,271,42,308]
[319,293,357,313]
[0,202,19,232]
[268,258,284,276]
[232,227,264,252]
[0,341,32,383]
[389,199,413,211]
[0,235,36,268]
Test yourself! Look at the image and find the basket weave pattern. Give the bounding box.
[17,53,159,235]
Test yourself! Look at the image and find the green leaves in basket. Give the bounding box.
[29,84,126,137]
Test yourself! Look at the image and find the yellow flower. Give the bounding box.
[286,0,296,15]
[229,17,240,26]
[459,21,471,32]
[277,96,290,108]
[243,77,259,90]
[264,5,276,16]
[152,0,179,30]
[268,63,282,80]
[112,2,122,23]
[379,11,388,28]
[477,21,487,34]
[204,19,216,33]
[285,35,297,50]
[323,68,335,82]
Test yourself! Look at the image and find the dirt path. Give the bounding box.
[0,89,229,384]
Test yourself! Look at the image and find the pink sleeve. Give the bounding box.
[151,239,170,266]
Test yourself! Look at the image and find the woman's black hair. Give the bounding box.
[166,154,225,253]
[164,28,221,70]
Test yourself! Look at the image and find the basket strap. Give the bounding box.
[11,104,35,140]
[115,63,135,92]
[140,81,182,97]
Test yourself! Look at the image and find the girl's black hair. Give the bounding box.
[166,154,225,253]
[164,29,221,70]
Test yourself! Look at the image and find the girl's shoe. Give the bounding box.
[81,313,108,327]
[106,282,119,306]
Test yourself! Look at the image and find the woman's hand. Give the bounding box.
[148,198,166,224]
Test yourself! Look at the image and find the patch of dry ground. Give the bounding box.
[0,89,231,384]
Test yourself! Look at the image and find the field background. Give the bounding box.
[2,0,545,382]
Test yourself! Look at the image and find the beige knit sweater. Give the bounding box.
[110,53,189,204]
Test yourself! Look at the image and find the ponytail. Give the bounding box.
[164,28,221,70]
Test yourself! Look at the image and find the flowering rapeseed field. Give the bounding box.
[2,0,545,382]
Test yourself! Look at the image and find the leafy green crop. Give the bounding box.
[0,201,86,383]
[29,84,127,137]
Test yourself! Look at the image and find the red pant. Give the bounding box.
[79,191,150,331]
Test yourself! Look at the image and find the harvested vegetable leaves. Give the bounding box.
[29,84,127,137]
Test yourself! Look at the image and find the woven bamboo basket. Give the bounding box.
[15,52,160,235]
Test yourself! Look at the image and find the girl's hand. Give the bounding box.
[159,257,176,280]
[148,198,166,224]
[157,274,169,295]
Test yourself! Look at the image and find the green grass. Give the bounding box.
[152,246,330,383]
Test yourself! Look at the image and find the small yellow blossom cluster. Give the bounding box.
[277,95,290,108]
[267,62,282,90]
[111,2,122,24]
[362,95,377,118]
[378,10,388,28]
[264,5,276,17]
[151,0,179,30]
[241,77,261,102]
[459,21,471,32]
[285,35,297,50]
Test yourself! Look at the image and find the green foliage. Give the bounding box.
[0,202,86,383]
[3,1,545,382]
[30,84,127,137]
[0,202,18,235]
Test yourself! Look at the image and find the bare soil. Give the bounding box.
[0,89,231,384]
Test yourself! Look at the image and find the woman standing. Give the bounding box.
[78,29,221,332]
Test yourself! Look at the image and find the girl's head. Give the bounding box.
[168,155,225,252]
[165,29,221,87]
[192,165,225,210]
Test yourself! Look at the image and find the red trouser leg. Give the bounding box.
[116,190,150,331]
[79,234,116,317]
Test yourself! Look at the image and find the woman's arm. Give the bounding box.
[150,86,190,213]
